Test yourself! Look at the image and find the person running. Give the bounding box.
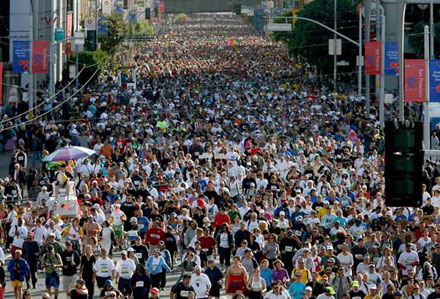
[226,255,248,295]
[94,248,116,290]
[7,250,30,299]
[115,250,136,298]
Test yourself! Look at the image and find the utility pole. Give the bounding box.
[95,0,98,49]
[29,0,34,110]
[333,0,337,91]
[49,0,55,97]
[358,7,362,103]
[430,0,434,59]
[379,12,385,128]
[365,0,371,111]
[424,25,430,150]
[397,1,406,121]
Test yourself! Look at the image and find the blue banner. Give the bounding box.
[13,41,30,73]
[114,0,123,15]
[98,17,108,35]
[430,60,440,102]
[385,42,399,76]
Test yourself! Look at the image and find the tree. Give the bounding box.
[63,50,111,85]
[273,0,359,75]
[98,15,128,54]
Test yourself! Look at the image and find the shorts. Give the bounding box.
[45,272,60,289]
[11,280,23,288]
[118,277,132,295]
[113,224,123,239]
[63,274,78,292]
[209,284,221,297]
[97,276,111,288]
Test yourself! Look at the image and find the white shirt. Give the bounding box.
[398,250,420,275]
[116,258,136,279]
[94,257,115,277]
[190,273,212,298]
[264,289,292,299]
[9,225,28,248]
[32,226,47,246]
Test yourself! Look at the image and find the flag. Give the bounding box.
[364,42,381,75]
[114,0,123,15]
[67,13,73,37]
[404,59,425,103]
[385,42,399,75]
[102,0,113,15]
[32,41,49,73]
[13,41,30,73]
[430,60,440,102]
[98,17,108,35]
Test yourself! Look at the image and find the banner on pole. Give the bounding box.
[0,63,3,105]
[67,13,73,37]
[114,0,123,15]
[13,41,30,73]
[364,41,381,75]
[32,41,49,73]
[102,0,113,15]
[404,59,425,103]
[430,60,440,102]
[84,18,96,31]
[98,17,108,35]
[385,42,399,75]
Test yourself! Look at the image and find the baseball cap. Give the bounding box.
[369,284,377,290]
[151,287,160,294]
[104,280,114,287]
[121,250,127,255]
[326,287,336,295]
[352,281,359,287]
[306,286,313,291]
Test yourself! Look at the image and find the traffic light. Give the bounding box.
[385,121,424,207]
[85,30,97,51]
[145,8,151,19]
[233,3,241,15]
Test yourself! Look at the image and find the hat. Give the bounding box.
[130,217,137,222]
[42,186,47,190]
[101,248,107,253]
[151,287,160,294]
[326,287,336,295]
[369,284,377,290]
[121,250,127,255]
[127,247,135,252]
[305,286,313,291]
[352,281,359,287]
[393,291,403,296]
[104,280,114,287]
[194,265,202,272]
[208,256,215,262]
[281,198,287,202]
[244,249,251,254]
[241,240,248,244]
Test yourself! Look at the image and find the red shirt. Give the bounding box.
[199,236,216,250]
[145,227,165,246]
[213,213,231,229]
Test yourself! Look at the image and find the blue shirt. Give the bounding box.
[137,216,149,234]
[288,282,306,299]
[260,267,273,288]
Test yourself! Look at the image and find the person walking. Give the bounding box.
[41,245,63,299]
[79,245,96,299]
[115,250,136,298]
[21,232,39,289]
[61,240,81,297]
[145,248,171,289]
[131,264,151,299]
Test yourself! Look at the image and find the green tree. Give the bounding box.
[63,50,111,85]
[98,15,128,54]
[273,0,358,75]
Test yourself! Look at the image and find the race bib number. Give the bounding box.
[101,266,108,273]
[138,224,144,230]
[180,291,189,297]
[285,246,293,252]
[295,231,302,237]
[136,281,144,287]
[135,253,142,258]
[355,254,363,260]
[121,266,129,274]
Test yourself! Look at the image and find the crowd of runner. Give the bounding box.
[0,12,437,299]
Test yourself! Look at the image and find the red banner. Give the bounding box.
[404,59,425,103]
[0,63,3,105]
[364,42,382,75]
[67,13,73,37]
[32,41,49,73]
[66,42,72,56]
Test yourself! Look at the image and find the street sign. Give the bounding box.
[328,39,341,55]
[337,61,349,66]
[74,32,85,45]
[265,23,292,32]
[357,55,364,66]
[84,18,96,31]
[69,65,76,79]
